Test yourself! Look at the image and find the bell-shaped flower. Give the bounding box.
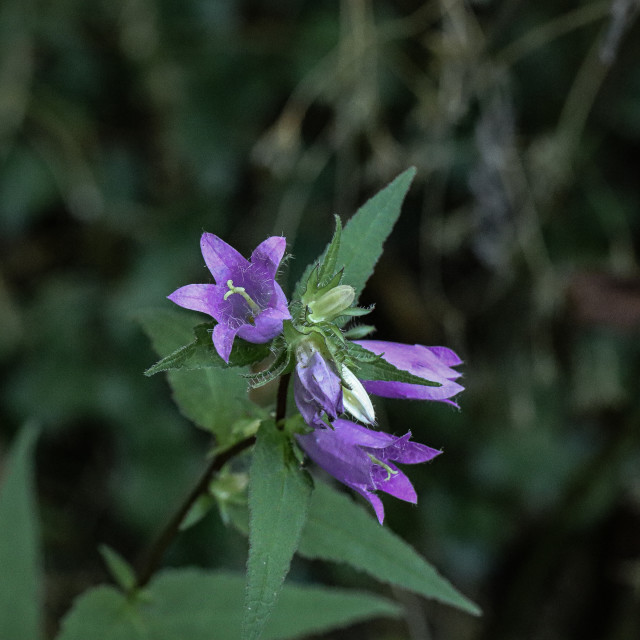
[168,233,291,362]
[294,344,343,429]
[297,418,440,524]
[353,341,464,407]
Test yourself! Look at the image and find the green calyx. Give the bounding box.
[307,285,355,323]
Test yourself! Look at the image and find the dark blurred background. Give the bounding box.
[1,1,640,638]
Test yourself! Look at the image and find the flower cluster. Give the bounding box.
[169,232,463,523]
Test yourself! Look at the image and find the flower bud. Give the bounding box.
[307,285,355,323]
[341,365,376,425]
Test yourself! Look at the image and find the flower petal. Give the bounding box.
[237,307,287,344]
[354,340,464,405]
[373,467,417,504]
[352,487,386,524]
[200,233,248,283]
[212,322,240,363]
[167,284,218,316]
[251,236,286,278]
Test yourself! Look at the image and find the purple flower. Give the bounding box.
[354,341,464,407]
[294,346,343,429]
[297,418,440,524]
[168,233,291,362]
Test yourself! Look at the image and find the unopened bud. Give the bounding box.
[307,285,355,323]
[341,365,376,425]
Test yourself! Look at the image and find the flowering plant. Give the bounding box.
[20,169,478,640]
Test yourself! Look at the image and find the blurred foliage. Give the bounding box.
[1,0,640,638]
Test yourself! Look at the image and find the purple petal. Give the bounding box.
[297,352,343,419]
[167,284,218,316]
[200,233,248,283]
[352,487,386,524]
[212,322,240,363]
[373,468,418,504]
[354,340,464,405]
[270,282,292,318]
[237,307,288,343]
[251,236,287,278]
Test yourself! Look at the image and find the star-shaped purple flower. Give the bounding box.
[168,233,291,362]
[297,418,440,524]
[293,347,343,429]
[354,341,464,407]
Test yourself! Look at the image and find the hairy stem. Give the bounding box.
[135,434,256,588]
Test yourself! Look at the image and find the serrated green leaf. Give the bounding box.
[346,341,441,387]
[318,214,342,283]
[298,482,481,616]
[56,569,401,640]
[295,168,416,302]
[98,545,137,594]
[0,425,43,640]
[243,423,313,640]
[144,322,271,376]
[138,309,252,445]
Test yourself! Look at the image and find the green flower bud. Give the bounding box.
[307,285,355,323]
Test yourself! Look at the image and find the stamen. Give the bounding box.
[224,279,261,315]
[368,454,398,482]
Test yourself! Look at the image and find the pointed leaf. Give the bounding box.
[298,482,481,616]
[56,569,401,640]
[295,168,416,302]
[343,325,376,340]
[243,423,313,640]
[0,426,43,640]
[139,309,252,445]
[144,322,270,376]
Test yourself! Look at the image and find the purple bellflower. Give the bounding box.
[297,418,441,524]
[293,345,343,429]
[354,341,464,407]
[168,233,291,362]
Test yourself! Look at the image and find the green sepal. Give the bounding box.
[144,322,271,376]
[317,214,342,284]
[343,325,376,340]
[242,346,291,389]
[346,342,441,387]
[98,545,137,595]
[337,305,374,318]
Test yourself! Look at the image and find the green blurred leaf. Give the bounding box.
[243,422,313,640]
[295,168,416,302]
[57,569,400,640]
[0,425,43,640]
[298,482,481,616]
[138,309,252,445]
[318,214,342,283]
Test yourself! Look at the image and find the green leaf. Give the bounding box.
[0,425,43,640]
[346,342,441,387]
[343,325,376,340]
[98,545,137,594]
[295,168,416,302]
[138,309,252,445]
[56,569,401,640]
[144,322,271,376]
[298,482,481,616]
[243,422,313,640]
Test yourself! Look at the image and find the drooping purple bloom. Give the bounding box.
[294,347,343,429]
[168,233,291,362]
[297,418,440,524]
[354,341,464,407]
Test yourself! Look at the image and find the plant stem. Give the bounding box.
[275,371,291,426]
[135,434,256,588]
